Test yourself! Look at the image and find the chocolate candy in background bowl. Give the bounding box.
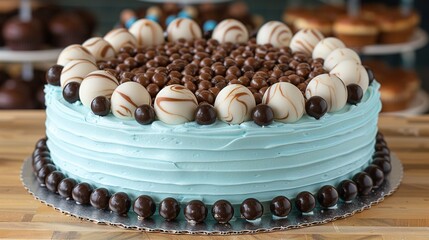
[60,59,98,88]
[57,44,96,67]
[290,29,324,55]
[79,70,119,108]
[82,37,116,62]
[129,19,165,48]
[111,81,151,119]
[214,84,256,124]
[256,21,292,48]
[104,28,137,54]
[330,60,369,93]
[305,73,347,113]
[323,48,361,71]
[262,82,305,123]
[212,19,249,44]
[312,37,346,60]
[154,84,198,125]
[167,18,202,42]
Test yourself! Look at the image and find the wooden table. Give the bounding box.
[1,111,429,239]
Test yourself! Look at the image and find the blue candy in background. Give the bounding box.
[203,20,217,32]
[146,15,159,23]
[166,15,176,26]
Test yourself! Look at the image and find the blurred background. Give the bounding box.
[0,0,428,114]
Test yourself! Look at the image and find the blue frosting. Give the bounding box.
[45,82,381,206]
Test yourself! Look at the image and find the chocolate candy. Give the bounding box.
[317,185,339,208]
[211,199,234,224]
[72,182,92,205]
[352,172,373,196]
[337,180,358,202]
[63,82,81,103]
[240,198,263,220]
[305,74,347,112]
[135,104,156,125]
[375,145,390,155]
[83,37,116,61]
[45,171,65,193]
[290,29,324,55]
[79,70,119,108]
[133,195,156,219]
[35,138,47,148]
[330,60,369,93]
[324,48,361,71]
[347,84,364,105]
[58,178,77,199]
[365,66,375,86]
[214,84,256,124]
[257,21,292,48]
[313,37,345,60]
[270,196,291,217]
[365,164,385,188]
[111,81,151,119]
[129,19,164,48]
[60,59,98,88]
[33,156,52,173]
[212,19,249,44]
[90,188,110,210]
[37,164,56,184]
[195,104,217,125]
[295,191,316,213]
[373,159,392,174]
[46,65,63,86]
[57,44,96,66]
[167,18,202,42]
[109,192,131,215]
[305,96,328,120]
[251,104,274,126]
[91,96,111,116]
[159,197,180,221]
[262,82,305,123]
[104,28,137,53]
[184,200,208,223]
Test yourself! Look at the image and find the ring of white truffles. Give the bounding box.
[50,18,373,126]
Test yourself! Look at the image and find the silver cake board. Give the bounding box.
[21,155,403,235]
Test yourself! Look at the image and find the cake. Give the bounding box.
[375,9,420,44]
[33,19,391,224]
[333,16,379,48]
[2,16,44,50]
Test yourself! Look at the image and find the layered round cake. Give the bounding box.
[34,18,391,224]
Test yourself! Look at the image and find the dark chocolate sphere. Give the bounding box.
[353,172,373,196]
[72,182,93,205]
[373,159,392,174]
[195,104,217,125]
[376,131,384,142]
[33,146,49,157]
[109,192,131,215]
[35,138,48,149]
[373,152,391,161]
[37,164,56,184]
[295,191,316,213]
[270,196,292,217]
[347,84,363,105]
[184,200,208,223]
[317,185,339,208]
[159,197,180,221]
[305,96,328,120]
[374,145,390,156]
[133,195,156,219]
[364,66,375,86]
[252,104,274,126]
[240,198,263,220]
[58,178,77,199]
[33,156,52,174]
[90,188,110,210]
[211,199,234,224]
[63,82,80,103]
[365,164,385,188]
[45,171,65,193]
[46,65,63,85]
[91,96,111,116]
[337,180,358,202]
[135,104,156,125]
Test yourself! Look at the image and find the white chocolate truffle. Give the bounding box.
[262,82,305,123]
[305,74,347,112]
[167,18,202,42]
[290,29,324,55]
[57,44,96,66]
[154,85,198,125]
[330,60,369,93]
[79,70,119,108]
[212,19,249,44]
[324,48,361,71]
[111,82,151,119]
[104,28,137,53]
[60,59,97,88]
[82,37,116,61]
[129,19,165,48]
[256,21,292,48]
[312,37,345,60]
[214,84,256,124]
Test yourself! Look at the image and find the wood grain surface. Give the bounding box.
[0,111,428,239]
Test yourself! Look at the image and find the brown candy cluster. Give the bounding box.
[31,132,391,223]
